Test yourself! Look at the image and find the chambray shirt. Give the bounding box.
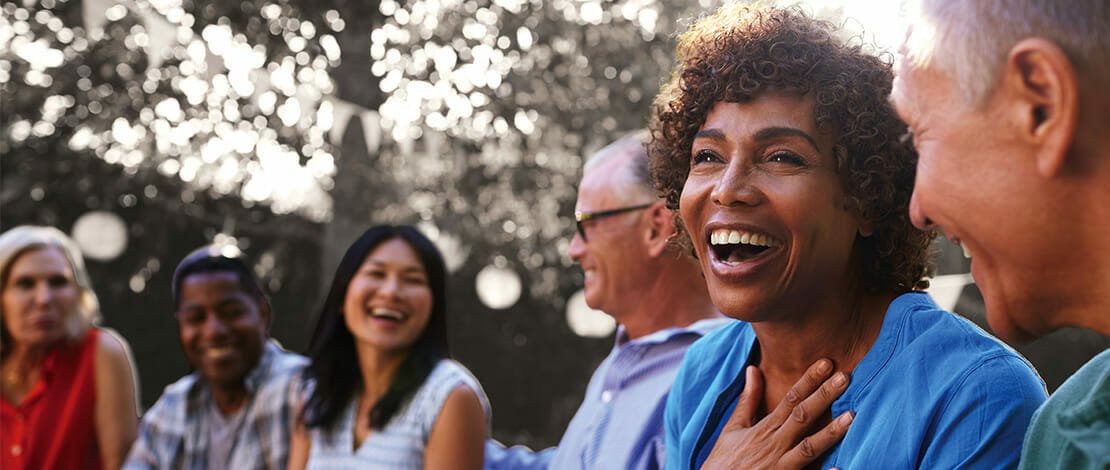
[1020,348,1110,469]
[486,317,731,470]
[666,293,1047,470]
[124,341,308,470]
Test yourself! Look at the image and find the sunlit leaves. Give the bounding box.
[1,0,343,221]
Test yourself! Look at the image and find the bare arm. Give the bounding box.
[94,329,140,470]
[287,421,310,470]
[287,385,310,470]
[425,386,486,470]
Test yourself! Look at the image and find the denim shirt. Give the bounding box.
[486,317,731,470]
[666,293,1047,470]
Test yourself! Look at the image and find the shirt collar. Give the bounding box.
[615,316,732,347]
[833,291,932,412]
[188,339,281,397]
[1056,356,1110,451]
[243,340,280,393]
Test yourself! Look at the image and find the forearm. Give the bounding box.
[483,440,556,470]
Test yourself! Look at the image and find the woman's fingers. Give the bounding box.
[765,358,835,426]
[726,365,764,429]
[778,370,851,438]
[779,411,855,468]
[704,361,853,470]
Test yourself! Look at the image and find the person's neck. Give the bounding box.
[1055,120,1110,335]
[1043,207,1110,336]
[617,262,719,341]
[1069,154,1110,336]
[355,343,407,409]
[3,341,51,373]
[752,287,894,404]
[1030,164,1110,337]
[2,341,52,395]
[209,381,250,415]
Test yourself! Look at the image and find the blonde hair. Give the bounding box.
[903,0,1109,106]
[0,226,100,356]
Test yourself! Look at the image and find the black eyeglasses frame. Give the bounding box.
[574,202,654,242]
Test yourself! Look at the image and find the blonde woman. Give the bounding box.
[0,226,139,470]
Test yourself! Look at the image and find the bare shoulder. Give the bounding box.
[426,384,486,470]
[437,384,486,428]
[94,327,133,366]
[443,385,483,411]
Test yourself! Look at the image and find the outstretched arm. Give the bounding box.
[483,440,557,470]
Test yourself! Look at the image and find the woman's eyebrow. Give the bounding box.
[366,260,426,274]
[693,128,727,141]
[753,126,820,151]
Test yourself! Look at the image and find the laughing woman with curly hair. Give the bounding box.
[651,5,1046,469]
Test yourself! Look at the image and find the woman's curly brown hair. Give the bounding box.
[648,4,934,293]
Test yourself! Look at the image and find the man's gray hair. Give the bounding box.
[903,0,1109,106]
[583,130,653,200]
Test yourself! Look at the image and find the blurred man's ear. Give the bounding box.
[645,201,672,258]
[1003,38,1078,177]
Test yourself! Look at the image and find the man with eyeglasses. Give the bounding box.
[485,131,728,470]
[124,246,307,469]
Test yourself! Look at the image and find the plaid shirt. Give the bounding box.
[123,341,307,470]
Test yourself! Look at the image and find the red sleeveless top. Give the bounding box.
[1,328,102,470]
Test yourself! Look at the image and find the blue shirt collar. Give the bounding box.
[833,291,934,413]
[615,316,733,347]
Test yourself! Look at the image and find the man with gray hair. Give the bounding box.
[484,131,727,469]
[891,0,1110,467]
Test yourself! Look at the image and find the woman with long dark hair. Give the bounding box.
[288,225,487,469]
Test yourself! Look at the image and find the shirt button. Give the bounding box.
[601,390,613,403]
[11,445,21,456]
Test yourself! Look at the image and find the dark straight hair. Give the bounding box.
[302,225,449,433]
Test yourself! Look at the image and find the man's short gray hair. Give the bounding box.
[583,130,653,201]
[903,0,1109,106]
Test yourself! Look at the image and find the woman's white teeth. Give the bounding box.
[961,242,972,259]
[371,308,404,320]
[709,229,779,247]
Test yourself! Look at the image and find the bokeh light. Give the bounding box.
[71,210,128,261]
[565,289,616,338]
[475,262,522,310]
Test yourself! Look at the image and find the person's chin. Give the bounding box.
[973,262,1041,343]
[198,359,249,384]
[980,288,1042,343]
[708,288,771,322]
[584,297,607,313]
[985,310,1038,344]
